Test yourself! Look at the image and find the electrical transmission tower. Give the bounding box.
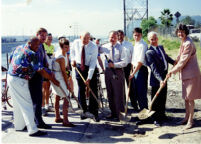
[123,0,148,38]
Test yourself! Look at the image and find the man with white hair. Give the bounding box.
[71,32,99,122]
[145,31,175,126]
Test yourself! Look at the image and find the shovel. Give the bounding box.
[119,70,133,123]
[59,85,94,118]
[104,55,118,80]
[75,67,104,112]
[138,76,169,120]
[119,79,132,123]
[59,85,75,113]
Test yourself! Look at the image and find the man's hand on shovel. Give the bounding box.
[85,79,90,86]
[85,79,90,99]
[71,61,76,67]
[129,72,134,80]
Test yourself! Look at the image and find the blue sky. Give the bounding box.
[1,0,201,37]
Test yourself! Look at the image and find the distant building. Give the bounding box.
[1,36,29,43]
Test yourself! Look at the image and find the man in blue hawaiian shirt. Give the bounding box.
[28,28,53,129]
[8,37,59,136]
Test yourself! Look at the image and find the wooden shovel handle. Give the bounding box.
[75,67,102,108]
[124,70,133,115]
[149,76,169,111]
[59,85,75,112]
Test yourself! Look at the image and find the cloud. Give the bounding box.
[26,0,32,5]
[2,2,27,9]
[1,1,123,37]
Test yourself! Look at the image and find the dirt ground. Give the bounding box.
[80,74,201,144]
[2,72,201,144]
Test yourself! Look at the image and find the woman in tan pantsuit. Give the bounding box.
[167,24,201,130]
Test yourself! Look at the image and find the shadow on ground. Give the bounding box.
[158,129,201,139]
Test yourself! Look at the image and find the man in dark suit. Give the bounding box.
[145,31,175,126]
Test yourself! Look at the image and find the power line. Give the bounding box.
[123,0,148,37]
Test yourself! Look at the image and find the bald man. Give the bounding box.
[71,32,99,122]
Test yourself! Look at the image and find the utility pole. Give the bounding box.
[68,23,80,41]
[146,0,148,20]
[123,0,148,38]
[123,0,126,36]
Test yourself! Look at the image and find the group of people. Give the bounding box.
[7,24,201,137]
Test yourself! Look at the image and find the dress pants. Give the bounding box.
[75,65,99,116]
[7,75,38,135]
[123,63,132,85]
[123,63,138,110]
[28,72,44,125]
[105,68,125,117]
[151,84,167,121]
[132,66,148,110]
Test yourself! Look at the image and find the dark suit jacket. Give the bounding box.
[145,45,175,87]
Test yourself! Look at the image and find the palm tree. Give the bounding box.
[159,9,173,27]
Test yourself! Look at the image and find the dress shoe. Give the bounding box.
[37,123,52,129]
[16,126,27,131]
[106,115,117,119]
[85,112,95,119]
[160,114,168,121]
[63,122,75,127]
[106,115,113,120]
[29,130,47,137]
[113,117,120,121]
[42,108,48,116]
[106,115,119,121]
[136,120,144,125]
[23,126,27,131]
[55,118,63,123]
[132,108,140,113]
[136,118,152,125]
[93,116,100,122]
[80,114,88,120]
[154,120,162,127]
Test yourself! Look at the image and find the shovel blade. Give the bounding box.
[119,112,131,122]
[138,108,155,120]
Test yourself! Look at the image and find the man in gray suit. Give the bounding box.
[99,31,127,120]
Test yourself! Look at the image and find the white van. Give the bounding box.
[189,29,201,40]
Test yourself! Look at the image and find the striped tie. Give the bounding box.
[81,45,85,71]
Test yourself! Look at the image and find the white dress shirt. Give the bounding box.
[118,40,133,65]
[131,39,148,67]
[71,39,98,80]
[99,42,126,68]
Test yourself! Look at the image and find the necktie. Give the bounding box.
[156,46,163,60]
[110,45,114,61]
[156,46,167,70]
[81,45,85,71]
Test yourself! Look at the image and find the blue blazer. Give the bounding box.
[145,45,175,87]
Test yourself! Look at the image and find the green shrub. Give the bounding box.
[158,36,180,51]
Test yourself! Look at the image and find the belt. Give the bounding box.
[115,68,123,70]
[52,70,61,72]
[76,64,89,69]
[106,67,123,70]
